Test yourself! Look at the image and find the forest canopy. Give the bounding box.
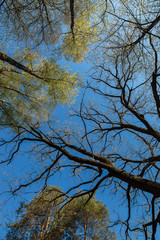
[6,186,116,240]
[0,0,160,239]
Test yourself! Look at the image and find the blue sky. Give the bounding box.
[0,52,122,238]
[0,15,159,240]
[0,57,154,240]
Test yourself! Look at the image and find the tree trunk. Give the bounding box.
[84,215,87,240]
[39,204,53,240]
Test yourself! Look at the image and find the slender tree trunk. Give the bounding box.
[39,204,53,240]
[84,221,87,240]
[84,214,87,240]
[39,230,44,240]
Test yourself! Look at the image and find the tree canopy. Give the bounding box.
[6,187,116,240]
[0,50,79,127]
[0,0,160,239]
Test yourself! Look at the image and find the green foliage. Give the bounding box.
[0,50,79,128]
[1,0,66,46]
[0,0,105,63]
[61,3,98,63]
[50,195,116,240]
[5,186,63,240]
[0,0,101,128]
[5,188,116,240]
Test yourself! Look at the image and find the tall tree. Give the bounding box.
[5,187,116,240]
[0,0,101,126]
[0,0,102,55]
[48,195,116,240]
[5,186,64,240]
[0,50,79,128]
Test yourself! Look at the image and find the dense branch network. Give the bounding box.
[0,0,160,239]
